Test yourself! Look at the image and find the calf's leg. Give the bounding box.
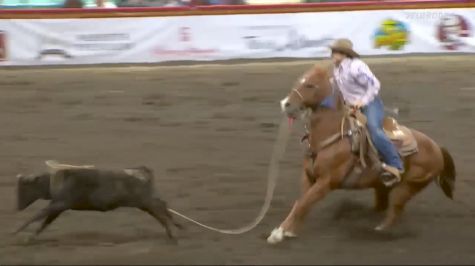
[156,199,184,230]
[14,201,68,235]
[140,200,175,240]
[34,202,68,236]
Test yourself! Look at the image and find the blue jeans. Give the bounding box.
[320,95,335,109]
[362,97,404,171]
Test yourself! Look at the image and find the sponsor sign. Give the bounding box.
[0,31,7,61]
[1,8,474,66]
[152,26,219,59]
[436,14,472,50]
[373,19,410,51]
[242,26,334,52]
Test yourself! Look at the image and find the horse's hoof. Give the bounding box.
[374,225,386,232]
[284,231,297,238]
[267,227,285,244]
[266,227,297,244]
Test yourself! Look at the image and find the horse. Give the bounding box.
[267,63,456,244]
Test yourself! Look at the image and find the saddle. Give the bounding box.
[343,108,418,187]
[301,108,418,187]
[347,110,418,160]
[382,116,418,156]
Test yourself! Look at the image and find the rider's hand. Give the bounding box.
[352,100,363,110]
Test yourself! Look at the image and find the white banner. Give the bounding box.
[0,8,474,66]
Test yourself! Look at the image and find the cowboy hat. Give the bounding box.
[329,38,360,58]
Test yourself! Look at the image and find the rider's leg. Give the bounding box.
[362,96,404,173]
[320,94,335,109]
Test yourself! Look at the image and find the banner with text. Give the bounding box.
[0,8,474,66]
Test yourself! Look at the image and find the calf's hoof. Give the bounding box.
[174,222,186,231]
[167,237,178,245]
[21,234,36,245]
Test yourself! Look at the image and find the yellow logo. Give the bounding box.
[374,19,409,50]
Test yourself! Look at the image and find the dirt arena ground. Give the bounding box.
[1,55,475,265]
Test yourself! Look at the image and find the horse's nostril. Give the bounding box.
[285,102,291,107]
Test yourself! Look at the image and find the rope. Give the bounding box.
[167,117,291,234]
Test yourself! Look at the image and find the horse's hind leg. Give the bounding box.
[375,182,425,231]
[374,186,390,212]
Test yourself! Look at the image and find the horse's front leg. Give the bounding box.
[267,159,313,241]
[267,175,331,244]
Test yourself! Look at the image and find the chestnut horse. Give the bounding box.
[267,63,456,244]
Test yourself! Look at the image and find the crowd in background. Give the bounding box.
[2,0,387,9]
[115,0,360,7]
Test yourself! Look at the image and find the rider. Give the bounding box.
[327,38,403,186]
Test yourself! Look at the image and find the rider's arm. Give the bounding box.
[350,60,381,105]
[329,76,338,93]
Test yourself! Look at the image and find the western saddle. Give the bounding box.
[349,109,418,160]
[302,108,418,187]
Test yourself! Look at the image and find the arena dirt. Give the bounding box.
[0,55,474,264]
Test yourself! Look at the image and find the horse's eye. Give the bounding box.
[305,84,315,89]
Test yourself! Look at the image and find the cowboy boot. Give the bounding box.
[380,163,402,187]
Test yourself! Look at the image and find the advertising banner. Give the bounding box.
[0,8,473,66]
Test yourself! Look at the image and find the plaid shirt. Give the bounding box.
[332,58,381,106]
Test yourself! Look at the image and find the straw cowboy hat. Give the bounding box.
[329,38,360,58]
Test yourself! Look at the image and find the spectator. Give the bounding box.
[246,0,302,3]
[117,0,187,6]
[164,0,186,5]
[196,0,245,4]
[63,0,84,7]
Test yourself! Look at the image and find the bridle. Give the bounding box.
[292,88,304,102]
[290,80,321,107]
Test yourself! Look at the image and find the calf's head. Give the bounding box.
[16,172,51,211]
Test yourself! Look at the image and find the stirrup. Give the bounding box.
[381,163,402,187]
[381,172,400,187]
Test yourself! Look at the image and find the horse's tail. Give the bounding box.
[436,146,456,199]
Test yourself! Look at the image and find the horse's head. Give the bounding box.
[280,64,333,119]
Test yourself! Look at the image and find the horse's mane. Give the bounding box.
[310,61,345,112]
[333,90,345,112]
